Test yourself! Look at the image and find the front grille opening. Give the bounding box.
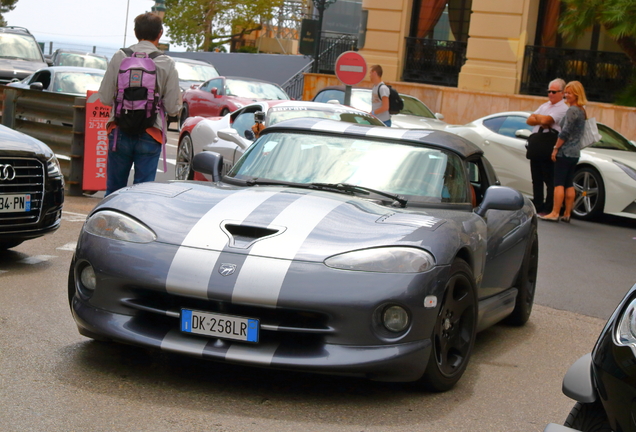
[0,157,44,229]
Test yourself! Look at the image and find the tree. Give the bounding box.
[0,0,19,27]
[559,0,636,65]
[163,0,284,52]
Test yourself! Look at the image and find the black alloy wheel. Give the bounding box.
[220,108,230,116]
[572,167,605,220]
[421,258,477,392]
[505,225,538,325]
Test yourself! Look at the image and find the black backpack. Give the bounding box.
[378,83,404,114]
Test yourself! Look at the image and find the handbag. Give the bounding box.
[580,117,602,148]
[525,127,559,160]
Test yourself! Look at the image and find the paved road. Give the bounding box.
[1,141,635,430]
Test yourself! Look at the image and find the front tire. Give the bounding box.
[505,225,538,325]
[179,103,189,130]
[175,134,194,180]
[564,401,611,432]
[220,108,230,116]
[572,167,605,220]
[420,258,477,392]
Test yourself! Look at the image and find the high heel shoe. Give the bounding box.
[560,216,571,223]
[538,214,560,222]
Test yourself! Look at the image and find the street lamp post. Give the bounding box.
[312,0,337,73]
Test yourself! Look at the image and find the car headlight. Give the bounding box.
[617,296,636,356]
[324,247,435,273]
[84,210,156,243]
[614,160,636,182]
[47,155,62,178]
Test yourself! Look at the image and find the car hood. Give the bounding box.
[0,125,54,158]
[0,59,47,80]
[100,182,469,265]
[391,114,447,130]
[583,147,636,168]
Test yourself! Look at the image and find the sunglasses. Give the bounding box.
[547,90,562,94]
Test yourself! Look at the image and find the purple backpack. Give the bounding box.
[113,48,164,135]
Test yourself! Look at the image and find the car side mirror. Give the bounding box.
[192,151,223,182]
[211,87,219,97]
[515,129,531,139]
[475,186,525,218]
[218,128,250,149]
[29,82,44,91]
[435,113,444,120]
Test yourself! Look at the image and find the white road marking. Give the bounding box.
[57,242,77,252]
[62,211,88,222]
[18,255,56,265]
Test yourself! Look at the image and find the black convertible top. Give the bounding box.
[263,117,483,159]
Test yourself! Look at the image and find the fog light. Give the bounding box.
[80,265,96,291]
[383,305,409,332]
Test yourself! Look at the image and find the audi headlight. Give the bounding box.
[324,247,435,273]
[85,210,156,243]
[614,160,636,182]
[617,296,636,357]
[47,155,62,178]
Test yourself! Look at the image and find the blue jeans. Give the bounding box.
[106,129,161,196]
[383,119,392,127]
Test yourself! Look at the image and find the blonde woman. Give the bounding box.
[539,80,587,223]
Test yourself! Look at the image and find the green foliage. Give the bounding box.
[0,0,19,27]
[613,75,636,107]
[236,45,257,53]
[164,0,284,52]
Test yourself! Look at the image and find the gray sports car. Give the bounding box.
[69,118,538,391]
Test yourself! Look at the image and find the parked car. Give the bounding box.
[176,100,385,180]
[0,26,48,85]
[69,118,537,392]
[0,124,64,250]
[180,76,289,127]
[7,66,105,97]
[446,111,636,220]
[312,85,447,130]
[46,49,108,70]
[172,57,220,93]
[544,282,636,432]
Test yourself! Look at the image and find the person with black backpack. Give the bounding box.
[97,12,181,196]
[369,64,392,127]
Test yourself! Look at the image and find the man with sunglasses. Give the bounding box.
[526,78,568,215]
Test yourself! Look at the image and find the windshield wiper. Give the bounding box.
[310,182,407,208]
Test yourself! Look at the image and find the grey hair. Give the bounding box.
[549,78,566,91]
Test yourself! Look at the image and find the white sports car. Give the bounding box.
[446,111,636,220]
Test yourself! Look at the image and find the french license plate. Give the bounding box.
[181,309,259,343]
[0,194,30,213]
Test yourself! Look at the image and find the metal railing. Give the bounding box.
[315,34,358,74]
[402,38,467,87]
[282,60,314,100]
[1,86,87,196]
[520,45,633,103]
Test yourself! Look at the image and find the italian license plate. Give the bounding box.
[181,309,259,343]
[0,194,30,213]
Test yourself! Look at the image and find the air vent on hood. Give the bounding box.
[222,222,284,249]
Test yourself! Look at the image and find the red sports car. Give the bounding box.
[180,76,289,127]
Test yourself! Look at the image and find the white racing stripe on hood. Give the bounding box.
[366,127,411,139]
[166,189,278,298]
[311,119,351,133]
[232,194,343,306]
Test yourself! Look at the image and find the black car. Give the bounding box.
[0,124,64,250]
[0,27,48,85]
[544,282,636,432]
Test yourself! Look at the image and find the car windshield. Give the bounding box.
[228,132,469,204]
[266,107,384,127]
[56,53,107,70]
[52,71,104,95]
[400,95,436,118]
[0,33,43,62]
[226,79,288,100]
[590,124,636,152]
[175,61,219,82]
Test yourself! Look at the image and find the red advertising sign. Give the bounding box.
[83,90,110,191]
[335,51,367,86]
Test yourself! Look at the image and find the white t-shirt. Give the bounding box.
[532,99,568,133]
[371,82,391,122]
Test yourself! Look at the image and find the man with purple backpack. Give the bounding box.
[97,12,181,196]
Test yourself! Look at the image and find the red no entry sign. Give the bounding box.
[335,51,367,86]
